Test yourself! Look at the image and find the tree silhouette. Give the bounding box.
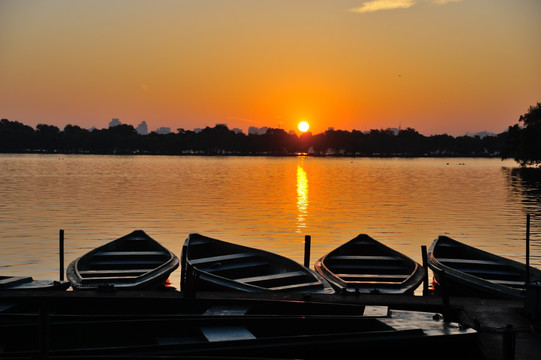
[502,102,541,166]
[0,119,35,152]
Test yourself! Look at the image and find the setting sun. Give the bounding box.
[298,121,310,133]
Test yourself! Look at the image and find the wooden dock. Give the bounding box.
[0,290,539,359]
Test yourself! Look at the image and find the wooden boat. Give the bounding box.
[67,230,179,290]
[0,303,476,359]
[0,276,70,290]
[427,235,541,299]
[314,234,425,294]
[181,233,334,294]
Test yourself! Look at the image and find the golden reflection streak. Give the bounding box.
[296,161,308,233]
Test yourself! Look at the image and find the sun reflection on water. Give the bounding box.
[296,160,308,233]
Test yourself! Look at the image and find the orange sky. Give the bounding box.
[1,0,540,135]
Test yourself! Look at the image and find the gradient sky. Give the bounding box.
[1,0,540,135]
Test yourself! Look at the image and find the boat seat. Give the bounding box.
[329,264,408,271]
[235,271,307,284]
[78,269,149,277]
[337,274,410,280]
[95,251,165,257]
[456,268,521,278]
[331,255,400,261]
[438,258,503,266]
[200,260,268,273]
[90,259,164,269]
[190,253,255,265]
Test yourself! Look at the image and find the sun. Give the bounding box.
[298,121,310,133]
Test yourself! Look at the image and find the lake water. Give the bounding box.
[1,154,540,292]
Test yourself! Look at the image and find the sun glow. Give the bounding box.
[298,121,310,133]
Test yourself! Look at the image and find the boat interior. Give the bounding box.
[187,236,324,291]
[325,238,415,287]
[434,239,527,288]
[77,237,171,281]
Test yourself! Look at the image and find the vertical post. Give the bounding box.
[304,235,311,268]
[526,214,530,284]
[59,229,64,281]
[440,270,451,322]
[421,245,429,296]
[502,324,515,360]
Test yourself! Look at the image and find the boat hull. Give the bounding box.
[315,234,425,294]
[182,234,334,294]
[428,235,541,299]
[67,230,179,290]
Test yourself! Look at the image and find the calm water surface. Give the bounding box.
[1,154,540,291]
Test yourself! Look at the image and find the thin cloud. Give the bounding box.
[349,0,462,13]
[431,0,462,4]
[349,0,415,13]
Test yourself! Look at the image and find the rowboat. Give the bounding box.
[427,235,541,299]
[181,233,334,293]
[67,230,179,290]
[0,276,70,290]
[0,301,476,358]
[314,234,425,294]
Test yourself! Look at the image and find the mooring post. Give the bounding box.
[304,235,311,268]
[526,214,530,284]
[421,245,429,296]
[59,229,64,281]
[503,324,515,360]
[440,270,451,322]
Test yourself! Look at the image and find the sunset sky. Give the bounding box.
[1,0,539,135]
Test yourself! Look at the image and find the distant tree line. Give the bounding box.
[1,102,540,165]
[0,118,508,157]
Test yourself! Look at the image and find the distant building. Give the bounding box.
[109,118,122,128]
[231,128,243,134]
[155,127,171,135]
[248,126,269,135]
[136,121,148,135]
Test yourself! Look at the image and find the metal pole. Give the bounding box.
[304,235,311,268]
[526,214,530,284]
[421,245,429,296]
[59,229,64,281]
